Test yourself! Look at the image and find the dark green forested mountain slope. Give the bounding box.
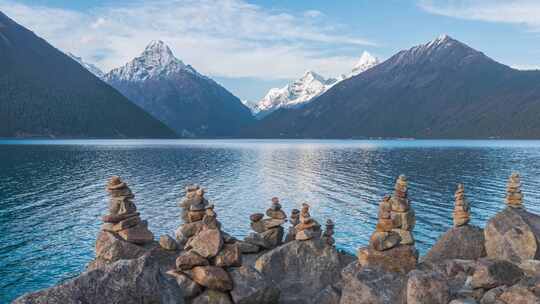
[249,35,540,139]
[0,11,176,138]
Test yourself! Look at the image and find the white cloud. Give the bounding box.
[0,0,376,79]
[304,10,324,18]
[419,0,540,31]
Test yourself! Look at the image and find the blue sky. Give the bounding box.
[1,0,539,101]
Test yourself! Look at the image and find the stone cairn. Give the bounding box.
[284,208,300,242]
[453,183,471,227]
[506,172,523,208]
[243,197,286,252]
[295,203,322,241]
[358,175,418,273]
[101,176,153,244]
[322,219,335,246]
[169,185,240,301]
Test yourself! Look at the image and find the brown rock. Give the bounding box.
[102,212,139,223]
[92,230,153,267]
[423,225,486,263]
[266,209,287,220]
[250,213,264,222]
[117,222,154,244]
[159,234,178,251]
[111,216,141,232]
[296,228,322,241]
[406,270,450,304]
[188,210,206,222]
[237,241,260,254]
[191,266,233,291]
[250,221,267,233]
[499,285,538,304]
[175,221,204,244]
[391,209,416,230]
[392,229,414,245]
[484,207,540,263]
[176,251,209,270]
[358,244,418,274]
[190,229,223,258]
[369,231,401,251]
[245,227,283,249]
[214,243,242,267]
[471,259,524,289]
[262,218,286,229]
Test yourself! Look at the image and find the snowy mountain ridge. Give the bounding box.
[103,40,202,83]
[252,51,380,118]
[67,52,105,78]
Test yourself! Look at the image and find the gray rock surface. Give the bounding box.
[14,249,184,304]
[423,225,486,263]
[229,266,280,304]
[406,269,450,304]
[471,259,524,289]
[339,263,407,304]
[484,207,540,263]
[254,239,342,304]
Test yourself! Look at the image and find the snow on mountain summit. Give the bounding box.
[350,51,380,76]
[104,40,199,82]
[253,52,380,118]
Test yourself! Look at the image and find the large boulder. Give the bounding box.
[499,284,539,304]
[406,270,450,304]
[254,239,343,304]
[471,259,524,289]
[245,227,284,249]
[484,207,540,263]
[423,225,486,263]
[190,229,223,258]
[215,243,242,267]
[88,230,157,270]
[339,262,407,304]
[14,249,184,304]
[229,266,280,304]
[191,266,233,291]
[166,270,203,299]
[357,244,418,274]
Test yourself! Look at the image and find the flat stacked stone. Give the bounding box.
[390,175,415,245]
[453,183,471,227]
[102,176,153,244]
[170,186,237,302]
[357,175,418,273]
[322,219,335,246]
[179,185,210,222]
[295,203,321,241]
[284,209,300,243]
[506,172,523,208]
[243,198,286,250]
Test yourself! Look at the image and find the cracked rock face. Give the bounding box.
[14,249,184,304]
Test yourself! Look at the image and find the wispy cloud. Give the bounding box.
[0,0,376,79]
[419,0,540,31]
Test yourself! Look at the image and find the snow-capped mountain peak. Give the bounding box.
[67,52,105,78]
[351,51,380,76]
[105,40,199,82]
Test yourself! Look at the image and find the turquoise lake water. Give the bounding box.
[2,139,540,302]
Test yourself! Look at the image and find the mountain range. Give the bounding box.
[247,35,540,139]
[0,11,175,138]
[250,52,380,118]
[103,41,254,137]
[3,8,540,139]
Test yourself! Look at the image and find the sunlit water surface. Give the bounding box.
[2,139,540,302]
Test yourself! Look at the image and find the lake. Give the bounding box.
[2,139,540,302]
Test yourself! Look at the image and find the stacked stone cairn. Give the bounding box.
[295,203,322,241]
[243,197,286,252]
[101,176,153,244]
[322,219,335,246]
[284,208,300,242]
[453,183,471,227]
[506,172,523,208]
[169,186,241,301]
[358,175,418,273]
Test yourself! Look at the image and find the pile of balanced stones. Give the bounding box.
[101,176,153,244]
[294,203,322,241]
[506,172,523,208]
[322,219,335,246]
[453,183,471,226]
[243,197,286,251]
[358,175,418,273]
[169,185,240,301]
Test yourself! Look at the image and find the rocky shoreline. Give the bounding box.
[14,173,540,304]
